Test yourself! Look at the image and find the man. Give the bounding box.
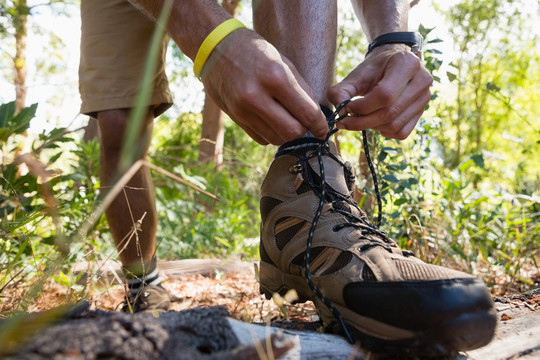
[79,0,496,355]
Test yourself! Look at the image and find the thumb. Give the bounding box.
[328,60,384,108]
[328,82,357,109]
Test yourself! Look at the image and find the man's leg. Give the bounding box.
[253,0,337,107]
[254,0,496,355]
[79,0,172,312]
[97,108,169,312]
[97,108,157,267]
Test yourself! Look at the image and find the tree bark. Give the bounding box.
[199,95,225,165]
[14,0,28,114]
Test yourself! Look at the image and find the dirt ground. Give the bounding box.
[2,258,539,322]
[16,265,319,329]
[1,259,539,359]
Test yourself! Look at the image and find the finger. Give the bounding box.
[344,57,421,116]
[234,118,270,145]
[377,106,425,140]
[379,109,423,140]
[247,131,270,145]
[231,81,311,143]
[233,107,288,145]
[248,96,310,144]
[372,90,431,139]
[327,62,380,106]
[345,62,433,128]
[337,82,431,138]
[262,61,328,139]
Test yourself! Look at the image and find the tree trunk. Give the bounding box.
[199,95,225,165]
[455,60,463,167]
[198,0,241,166]
[14,0,28,114]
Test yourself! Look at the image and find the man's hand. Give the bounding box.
[201,29,328,145]
[328,44,433,140]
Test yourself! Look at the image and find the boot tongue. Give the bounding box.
[307,144,350,195]
[333,197,365,219]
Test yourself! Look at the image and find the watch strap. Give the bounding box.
[366,32,423,59]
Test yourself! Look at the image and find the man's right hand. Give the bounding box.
[201,29,328,145]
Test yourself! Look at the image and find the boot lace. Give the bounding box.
[302,100,393,343]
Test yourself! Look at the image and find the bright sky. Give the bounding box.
[0,0,453,135]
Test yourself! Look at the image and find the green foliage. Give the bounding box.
[0,0,30,36]
[1,102,111,312]
[0,101,35,140]
[0,102,39,224]
[419,24,444,83]
[335,8,365,80]
[369,117,539,285]
[150,113,272,259]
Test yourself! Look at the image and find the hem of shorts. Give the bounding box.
[80,92,173,118]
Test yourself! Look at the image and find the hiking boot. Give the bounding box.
[259,141,496,356]
[122,285,171,313]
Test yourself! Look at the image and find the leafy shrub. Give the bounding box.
[0,102,110,312]
[363,114,539,292]
[150,112,273,259]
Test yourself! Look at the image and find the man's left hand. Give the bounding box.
[328,44,433,140]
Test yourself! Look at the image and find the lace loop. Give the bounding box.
[299,99,395,344]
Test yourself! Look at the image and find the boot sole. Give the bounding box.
[259,261,497,356]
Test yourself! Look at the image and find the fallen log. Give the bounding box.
[6,305,360,360]
[4,299,540,360]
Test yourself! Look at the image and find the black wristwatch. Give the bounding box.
[366,32,424,60]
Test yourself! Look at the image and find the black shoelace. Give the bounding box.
[303,100,387,344]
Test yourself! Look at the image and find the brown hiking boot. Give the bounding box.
[259,141,496,356]
[122,285,171,313]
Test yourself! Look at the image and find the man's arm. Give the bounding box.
[127,0,328,145]
[328,0,433,140]
[353,0,409,41]
[128,0,229,60]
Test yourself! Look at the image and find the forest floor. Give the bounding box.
[16,257,540,321]
[18,260,320,327]
[1,258,539,359]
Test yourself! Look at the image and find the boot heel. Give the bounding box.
[259,261,312,302]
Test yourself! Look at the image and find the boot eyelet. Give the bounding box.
[289,163,303,173]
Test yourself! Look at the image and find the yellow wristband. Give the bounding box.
[193,18,246,78]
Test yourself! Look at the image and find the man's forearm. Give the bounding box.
[127,0,232,60]
[352,0,409,41]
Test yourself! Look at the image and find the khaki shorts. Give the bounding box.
[79,0,173,118]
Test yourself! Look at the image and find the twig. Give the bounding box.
[77,159,146,241]
[143,160,220,201]
[77,159,220,243]
[219,331,294,360]
[0,268,26,296]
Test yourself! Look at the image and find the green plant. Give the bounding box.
[0,101,112,313]
[151,113,271,259]
[369,112,539,292]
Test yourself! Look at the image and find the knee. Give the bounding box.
[97,109,130,153]
[97,109,153,154]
